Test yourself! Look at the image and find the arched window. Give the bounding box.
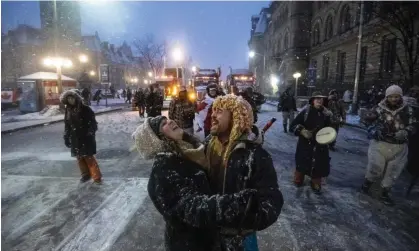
[340,5,352,33]
[283,33,289,51]
[325,15,333,40]
[312,23,320,45]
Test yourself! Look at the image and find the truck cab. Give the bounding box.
[192,68,220,101]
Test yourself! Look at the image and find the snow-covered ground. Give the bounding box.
[1,106,418,251]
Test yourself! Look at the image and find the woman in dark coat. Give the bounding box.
[290,91,332,193]
[132,116,257,251]
[61,90,102,184]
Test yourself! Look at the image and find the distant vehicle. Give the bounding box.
[226,69,255,93]
[226,69,265,112]
[192,68,220,101]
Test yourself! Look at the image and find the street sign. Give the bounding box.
[100,64,110,82]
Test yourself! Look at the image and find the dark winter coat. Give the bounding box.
[290,105,332,178]
[148,152,258,251]
[279,92,297,112]
[407,106,419,177]
[127,89,132,99]
[134,91,145,106]
[240,93,258,123]
[168,96,195,129]
[61,90,98,157]
[366,99,416,145]
[146,92,163,117]
[205,135,283,249]
[92,90,102,101]
[326,96,346,125]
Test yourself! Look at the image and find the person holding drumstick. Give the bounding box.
[290,91,333,193]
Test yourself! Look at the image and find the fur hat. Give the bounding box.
[60,89,83,105]
[385,85,403,97]
[132,118,168,159]
[209,94,253,163]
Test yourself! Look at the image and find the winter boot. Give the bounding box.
[380,187,394,206]
[283,124,288,133]
[80,175,91,183]
[311,178,322,194]
[360,179,373,195]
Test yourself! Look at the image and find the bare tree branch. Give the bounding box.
[132,34,167,76]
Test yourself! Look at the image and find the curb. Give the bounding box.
[1,108,123,134]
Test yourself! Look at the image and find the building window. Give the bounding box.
[325,16,333,40]
[340,5,352,33]
[283,33,289,51]
[336,51,346,84]
[380,37,397,77]
[322,55,330,80]
[312,23,320,45]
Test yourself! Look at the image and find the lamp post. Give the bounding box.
[249,51,266,91]
[293,72,301,98]
[43,57,73,94]
[173,47,185,86]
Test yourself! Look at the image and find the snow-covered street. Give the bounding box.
[2,105,418,251]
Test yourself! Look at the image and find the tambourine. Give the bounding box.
[315,127,337,145]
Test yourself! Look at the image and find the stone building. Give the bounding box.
[251,1,419,95]
[1,25,46,88]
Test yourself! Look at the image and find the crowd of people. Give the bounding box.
[59,82,419,251]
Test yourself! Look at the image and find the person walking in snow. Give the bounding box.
[169,86,195,134]
[61,90,102,184]
[132,116,258,251]
[146,85,163,117]
[81,87,91,106]
[134,88,146,118]
[93,89,102,105]
[279,88,297,133]
[126,88,132,104]
[205,94,284,250]
[239,87,258,123]
[290,91,332,193]
[325,89,346,151]
[196,83,219,137]
[361,85,416,205]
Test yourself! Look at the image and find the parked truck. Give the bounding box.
[191,68,221,101]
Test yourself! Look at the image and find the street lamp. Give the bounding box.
[293,72,301,98]
[79,54,88,63]
[148,71,153,78]
[248,50,266,73]
[144,79,148,84]
[248,51,256,58]
[172,47,185,86]
[43,57,73,94]
[89,70,96,76]
[192,66,197,73]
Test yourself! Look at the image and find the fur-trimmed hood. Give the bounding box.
[132,118,168,160]
[60,89,83,105]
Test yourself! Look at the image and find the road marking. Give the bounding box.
[55,178,149,251]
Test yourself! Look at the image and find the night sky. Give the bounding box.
[2,1,269,77]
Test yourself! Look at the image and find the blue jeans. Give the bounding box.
[244,233,258,251]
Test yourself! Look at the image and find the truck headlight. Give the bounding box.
[189,93,196,100]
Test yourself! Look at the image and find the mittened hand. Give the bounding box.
[395,130,408,141]
[300,129,313,139]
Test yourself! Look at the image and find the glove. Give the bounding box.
[394,130,408,141]
[300,129,313,139]
[64,136,71,148]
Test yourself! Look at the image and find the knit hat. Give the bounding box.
[148,116,167,139]
[385,85,403,97]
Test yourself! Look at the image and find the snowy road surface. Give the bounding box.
[2,105,418,251]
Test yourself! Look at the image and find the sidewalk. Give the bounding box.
[1,106,123,134]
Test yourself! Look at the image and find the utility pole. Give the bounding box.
[52,0,63,95]
[352,1,364,114]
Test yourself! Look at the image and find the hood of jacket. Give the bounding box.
[378,98,407,115]
[132,118,169,160]
[60,89,83,105]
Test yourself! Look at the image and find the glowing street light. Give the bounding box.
[89,70,96,76]
[43,57,73,95]
[192,66,197,73]
[144,79,148,84]
[148,71,153,78]
[172,48,183,62]
[293,72,302,98]
[79,54,88,63]
[248,51,256,58]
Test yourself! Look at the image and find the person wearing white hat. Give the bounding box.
[361,84,416,205]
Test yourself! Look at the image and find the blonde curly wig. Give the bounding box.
[209,94,253,164]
